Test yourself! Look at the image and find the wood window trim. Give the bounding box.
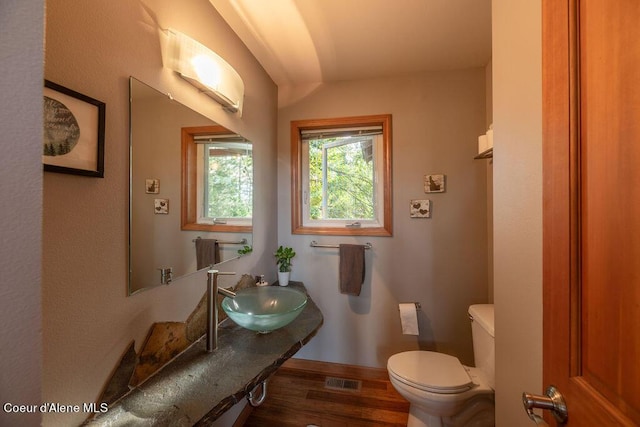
[181,125,252,233]
[291,114,393,236]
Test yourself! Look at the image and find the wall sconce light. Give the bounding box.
[166,29,244,115]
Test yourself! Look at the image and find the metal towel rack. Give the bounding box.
[310,240,373,250]
[192,237,248,245]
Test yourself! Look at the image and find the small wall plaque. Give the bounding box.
[424,174,445,193]
[410,199,431,218]
[146,179,160,194]
[154,199,169,214]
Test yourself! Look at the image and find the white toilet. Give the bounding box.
[387,304,495,427]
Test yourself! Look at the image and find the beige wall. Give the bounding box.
[278,69,490,368]
[0,1,44,426]
[42,0,277,425]
[485,61,494,304]
[492,0,543,425]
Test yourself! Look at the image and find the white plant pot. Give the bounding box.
[278,271,290,286]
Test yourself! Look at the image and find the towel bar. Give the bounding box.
[192,237,248,245]
[310,240,372,250]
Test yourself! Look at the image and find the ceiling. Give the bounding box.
[211,0,492,92]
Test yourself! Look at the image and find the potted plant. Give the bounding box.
[275,245,296,286]
[237,245,253,256]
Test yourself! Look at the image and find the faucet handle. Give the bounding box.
[207,269,236,275]
[218,287,236,298]
[158,267,173,284]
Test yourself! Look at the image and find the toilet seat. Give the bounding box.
[387,351,474,394]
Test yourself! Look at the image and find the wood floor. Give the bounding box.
[242,358,409,427]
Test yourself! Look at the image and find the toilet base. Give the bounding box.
[407,405,441,427]
[407,395,495,427]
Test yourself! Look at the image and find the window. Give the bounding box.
[182,126,252,232]
[202,140,252,221]
[291,115,392,236]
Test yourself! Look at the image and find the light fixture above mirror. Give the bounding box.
[166,29,244,115]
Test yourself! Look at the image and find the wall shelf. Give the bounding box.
[474,147,493,160]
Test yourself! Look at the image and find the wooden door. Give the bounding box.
[543,0,640,425]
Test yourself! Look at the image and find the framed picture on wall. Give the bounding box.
[410,199,431,218]
[154,199,169,214]
[145,179,160,194]
[424,174,445,193]
[43,80,106,177]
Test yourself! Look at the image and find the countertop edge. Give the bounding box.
[84,283,323,426]
[195,319,323,425]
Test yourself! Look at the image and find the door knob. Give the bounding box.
[522,385,568,425]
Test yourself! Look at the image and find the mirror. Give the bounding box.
[129,77,253,294]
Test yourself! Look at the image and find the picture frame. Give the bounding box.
[43,80,106,177]
[145,179,160,194]
[424,174,445,193]
[154,199,169,214]
[410,199,431,218]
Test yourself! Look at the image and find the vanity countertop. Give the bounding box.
[85,282,322,426]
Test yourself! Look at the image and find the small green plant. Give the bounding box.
[275,245,296,272]
[237,245,253,255]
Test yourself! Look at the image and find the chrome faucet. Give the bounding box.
[158,267,173,285]
[207,269,236,352]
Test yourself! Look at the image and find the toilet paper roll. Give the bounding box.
[399,303,419,335]
[478,135,488,154]
[486,129,494,149]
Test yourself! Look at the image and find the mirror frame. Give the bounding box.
[181,125,253,233]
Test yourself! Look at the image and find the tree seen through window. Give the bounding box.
[308,137,374,220]
[205,144,253,219]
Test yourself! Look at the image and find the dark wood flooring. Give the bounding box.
[242,358,409,427]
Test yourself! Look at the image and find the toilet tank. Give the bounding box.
[468,304,495,389]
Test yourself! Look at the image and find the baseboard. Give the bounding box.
[281,357,391,380]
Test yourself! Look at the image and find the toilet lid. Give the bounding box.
[388,351,473,393]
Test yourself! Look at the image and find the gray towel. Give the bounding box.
[339,244,365,296]
[195,239,220,270]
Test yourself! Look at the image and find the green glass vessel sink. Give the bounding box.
[222,286,308,333]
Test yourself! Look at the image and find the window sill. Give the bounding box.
[292,225,392,237]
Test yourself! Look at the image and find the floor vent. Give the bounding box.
[324,376,362,392]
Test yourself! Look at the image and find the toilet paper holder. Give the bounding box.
[399,302,421,310]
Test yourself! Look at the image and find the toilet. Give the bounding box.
[387,304,495,427]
